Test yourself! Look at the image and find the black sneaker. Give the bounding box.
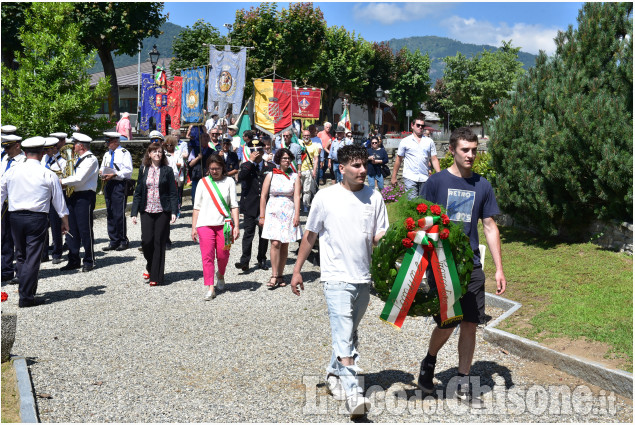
[417,358,436,394]
[455,380,484,409]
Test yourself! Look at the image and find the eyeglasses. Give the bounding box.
[414,123,425,128]
[371,142,379,144]
[284,135,292,138]
[302,135,310,138]
[210,133,220,136]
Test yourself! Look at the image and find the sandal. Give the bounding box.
[267,275,278,288]
[277,275,287,287]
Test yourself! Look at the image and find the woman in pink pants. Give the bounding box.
[191,154,240,300]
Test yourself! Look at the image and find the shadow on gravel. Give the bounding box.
[364,369,416,393]
[395,360,515,401]
[221,280,262,293]
[41,285,107,304]
[163,270,204,285]
[165,240,196,250]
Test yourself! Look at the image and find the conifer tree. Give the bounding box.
[490,2,632,236]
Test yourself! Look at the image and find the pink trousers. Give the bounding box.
[197,225,230,287]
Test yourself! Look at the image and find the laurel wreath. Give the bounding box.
[371,196,474,316]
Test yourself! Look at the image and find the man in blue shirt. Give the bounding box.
[417,127,507,407]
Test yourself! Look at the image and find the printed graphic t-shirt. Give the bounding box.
[421,169,499,267]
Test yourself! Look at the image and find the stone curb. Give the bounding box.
[13,356,39,423]
[484,292,633,398]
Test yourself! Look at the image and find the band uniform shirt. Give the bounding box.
[100,146,132,180]
[41,152,67,173]
[61,151,98,192]
[1,158,68,216]
[1,152,26,177]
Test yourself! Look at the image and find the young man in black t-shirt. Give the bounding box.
[418,127,508,407]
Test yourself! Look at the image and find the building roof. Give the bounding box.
[90,58,173,87]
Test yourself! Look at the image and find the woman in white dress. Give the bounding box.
[259,148,302,288]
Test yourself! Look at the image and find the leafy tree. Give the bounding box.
[170,19,225,75]
[490,2,633,236]
[1,3,109,138]
[389,47,431,126]
[427,79,450,132]
[230,2,327,98]
[1,2,30,70]
[441,41,524,135]
[73,2,167,120]
[307,25,374,121]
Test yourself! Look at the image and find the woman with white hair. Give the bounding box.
[116,112,133,141]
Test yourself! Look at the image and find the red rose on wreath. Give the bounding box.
[402,238,414,248]
[430,204,442,215]
[1,291,7,302]
[439,228,450,240]
[404,217,415,230]
[441,214,450,225]
[416,203,428,214]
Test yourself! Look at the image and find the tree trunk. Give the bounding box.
[98,48,120,122]
[322,87,335,125]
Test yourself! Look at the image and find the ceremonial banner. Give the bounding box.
[254,79,293,138]
[207,47,247,118]
[181,67,206,123]
[161,76,183,135]
[292,87,321,119]
[140,73,162,133]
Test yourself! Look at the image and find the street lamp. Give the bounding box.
[149,44,160,76]
[375,86,385,131]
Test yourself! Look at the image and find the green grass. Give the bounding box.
[1,361,20,423]
[95,169,139,210]
[384,202,633,371]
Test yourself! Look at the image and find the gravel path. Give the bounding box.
[4,190,633,422]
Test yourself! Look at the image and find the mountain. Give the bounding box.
[87,22,184,73]
[385,35,538,83]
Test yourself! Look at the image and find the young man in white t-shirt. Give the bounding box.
[291,145,389,418]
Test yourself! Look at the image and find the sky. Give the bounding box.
[163,1,584,56]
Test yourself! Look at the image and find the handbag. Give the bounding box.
[380,164,391,178]
[125,179,136,196]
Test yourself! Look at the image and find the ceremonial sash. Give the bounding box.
[201,177,234,250]
[380,216,463,328]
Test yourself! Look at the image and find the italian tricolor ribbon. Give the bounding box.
[380,216,463,328]
[201,177,234,250]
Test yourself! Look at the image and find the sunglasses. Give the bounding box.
[414,123,425,128]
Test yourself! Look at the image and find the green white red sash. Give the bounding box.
[201,177,234,250]
[380,216,463,328]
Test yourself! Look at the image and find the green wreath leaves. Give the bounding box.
[371,195,474,317]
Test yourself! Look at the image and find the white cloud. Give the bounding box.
[440,16,560,55]
[353,2,445,25]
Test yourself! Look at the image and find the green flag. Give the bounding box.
[237,113,251,138]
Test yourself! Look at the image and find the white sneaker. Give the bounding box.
[345,393,371,418]
[204,289,215,301]
[215,272,225,291]
[326,375,346,401]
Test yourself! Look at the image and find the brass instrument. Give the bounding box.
[58,143,77,197]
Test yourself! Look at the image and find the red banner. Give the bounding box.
[292,87,322,119]
[161,76,183,135]
[254,79,294,137]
